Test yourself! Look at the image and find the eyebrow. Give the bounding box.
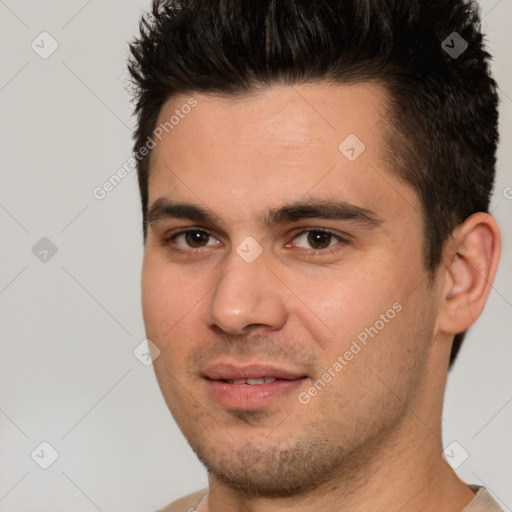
[146,198,382,230]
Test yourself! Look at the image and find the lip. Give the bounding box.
[203,362,307,381]
[203,362,309,410]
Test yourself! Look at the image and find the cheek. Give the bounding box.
[141,254,165,336]
[141,252,211,361]
[291,261,407,342]
[288,250,429,390]
[141,253,192,340]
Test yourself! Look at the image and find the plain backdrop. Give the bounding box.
[0,1,510,511]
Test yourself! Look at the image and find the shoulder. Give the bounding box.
[154,488,209,512]
[462,486,504,512]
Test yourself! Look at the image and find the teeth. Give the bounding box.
[227,377,278,385]
[247,378,265,385]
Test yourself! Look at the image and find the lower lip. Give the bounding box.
[205,378,308,410]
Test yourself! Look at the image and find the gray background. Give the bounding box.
[0,1,510,510]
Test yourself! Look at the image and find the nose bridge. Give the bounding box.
[206,245,287,334]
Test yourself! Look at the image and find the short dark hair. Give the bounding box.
[127,0,499,367]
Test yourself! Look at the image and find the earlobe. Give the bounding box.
[437,213,501,335]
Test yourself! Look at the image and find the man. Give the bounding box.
[128,0,503,510]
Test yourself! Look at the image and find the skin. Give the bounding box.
[141,82,501,512]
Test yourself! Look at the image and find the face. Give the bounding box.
[141,83,442,497]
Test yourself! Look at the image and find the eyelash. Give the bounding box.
[161,227,349,256]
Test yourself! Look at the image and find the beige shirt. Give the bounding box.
[155,485,503,512]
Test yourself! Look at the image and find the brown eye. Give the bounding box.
[306,231,333,249]
[184,230,210,248]
[293,229,344,251]
[167,229,220,249]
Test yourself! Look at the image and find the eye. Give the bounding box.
[162,227,347,254]
[165,229,220,249]
[291,229,347,251]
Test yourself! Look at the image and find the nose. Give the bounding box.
[205,246,288,336]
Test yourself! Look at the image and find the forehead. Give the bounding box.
[152,81,386,161]
[147,82,420,229]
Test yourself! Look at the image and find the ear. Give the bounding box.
[437,212,501,335]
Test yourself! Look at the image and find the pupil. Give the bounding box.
[186,231,207,247]
[308,231,331,249]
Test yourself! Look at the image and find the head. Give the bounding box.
[128,0,500,498]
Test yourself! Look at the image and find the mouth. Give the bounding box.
[218,377,281,385]
[203,362,309,410]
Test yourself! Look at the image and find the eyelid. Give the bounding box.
[288,227,350,253]
[290,227,351,241]
[161,226,221,248]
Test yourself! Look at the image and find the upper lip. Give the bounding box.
[203,362,308,381]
